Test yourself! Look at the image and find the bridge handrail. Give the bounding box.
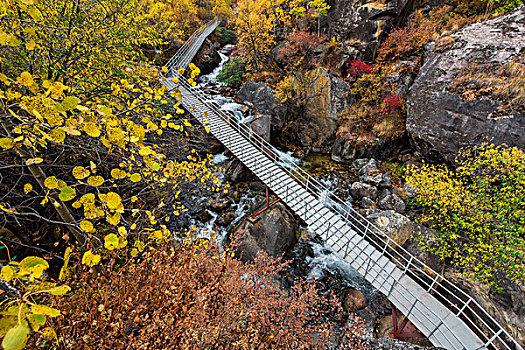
[164,20,218,73]
[163,28,523,350]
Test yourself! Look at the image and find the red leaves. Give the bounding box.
[381,93,405,113]
[346,60,372,79]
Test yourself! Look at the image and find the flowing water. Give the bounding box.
[196,53,376,297]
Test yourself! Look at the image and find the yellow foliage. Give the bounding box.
[82,251,101,267]
[235,0,275,71]
[406,143,525,287]
[0,0,227,346]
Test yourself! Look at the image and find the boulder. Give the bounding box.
[379,188,392,200]
[236,80,286,124]
[361,196,375,209]
[350,182,378,200]
[224,158,254,183]
[362,337,439,349]
[366,210,415,247]
[357,159,383,185]
[352,158,370,170]
[208,199,231,212]
[357,158,378,175]
[194,39,221,76]
[407,8,525,163]
[344,288,368,312]
[249,113,271,142]
[379,193,406,213]
[233,202,298,261]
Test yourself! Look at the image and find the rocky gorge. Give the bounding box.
[191,4,525,348]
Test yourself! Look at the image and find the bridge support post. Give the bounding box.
[389,305,424,340]
[251,186,281,218]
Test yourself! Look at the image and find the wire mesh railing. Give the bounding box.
[160,22,523,350]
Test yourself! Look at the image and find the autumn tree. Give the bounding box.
[0,0,222,347]
[277,30,325,70]
[405,143,525,289]
[168,0,200,34]
[234,0,276,71]
[308,0,330,36]
[212,0,233,22]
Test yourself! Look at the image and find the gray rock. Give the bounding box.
[249,113,271,141]
[379,188,392,200]
[236,80,286,127]
[224,158,254,183]
[357,159,383,185]
[352,158,370,170]
[366,210,415,247]
[350,182,378,200]
[379,172,392,188]
[407,7,525,163]
[387,61,419,95]
[194,39,221,75]
[360,172,383,185]
[233,202,298,261]
[328,0,416,61]
[331,137,407,164]
[361,196,375,209]
[379,194,406,213]
[358,158,379,176]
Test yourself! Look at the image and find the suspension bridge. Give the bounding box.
[161,20,522,350]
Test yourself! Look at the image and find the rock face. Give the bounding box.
[236,72,353,151]
[194,39,221,75]
[446,274,525,347]
[236,81,286,122]
[249,113,271,142]
[236,81,287,142]
[331,137,407,163]
[298,68,354,152]
[328,0,416,61]
[280,68,353,152]
[233,202,298,262]
[407,8,525,163]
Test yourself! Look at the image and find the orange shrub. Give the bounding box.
[41,240,364,349]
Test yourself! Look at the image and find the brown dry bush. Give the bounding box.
[38,240,364,349]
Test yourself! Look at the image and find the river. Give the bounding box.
[196,52,378,303]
